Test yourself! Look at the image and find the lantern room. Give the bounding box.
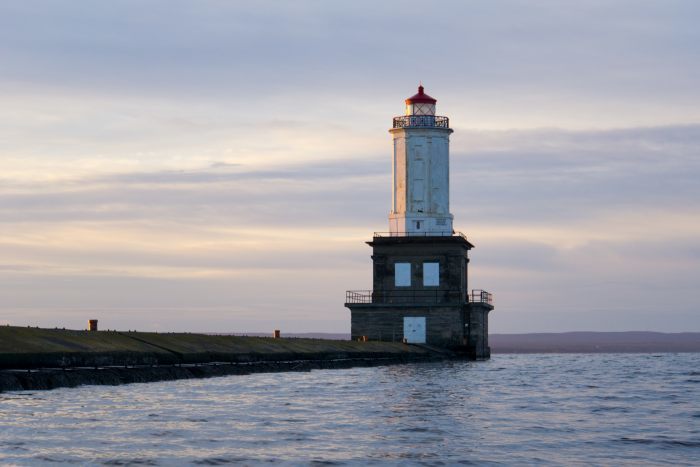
[405,85,437,116]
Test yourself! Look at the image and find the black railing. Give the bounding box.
[346,289,457,305]
[374,231,470,241]
[469,289,493,305]
[346,289,492,305]
[393,115,449,129]
[346,290,372,304]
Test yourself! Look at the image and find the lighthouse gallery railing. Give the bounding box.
[392,115,449,129]
[345,289,492,305]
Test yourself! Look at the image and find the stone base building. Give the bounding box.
[346,234,493,359]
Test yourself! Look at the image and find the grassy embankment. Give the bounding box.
[0,326,432,370]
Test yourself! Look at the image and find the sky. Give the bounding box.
[1,1,699,333]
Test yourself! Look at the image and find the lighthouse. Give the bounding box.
[389,85,453,236]
[345,85,494,358]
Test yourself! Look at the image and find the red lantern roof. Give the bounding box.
[405,85,437,104]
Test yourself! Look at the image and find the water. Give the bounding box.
[1,353,699,465]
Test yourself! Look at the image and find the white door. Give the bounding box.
[403,317,426,344]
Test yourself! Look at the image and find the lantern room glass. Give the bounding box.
[406,103,436,116]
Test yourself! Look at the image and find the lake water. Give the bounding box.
[1,353,699,465]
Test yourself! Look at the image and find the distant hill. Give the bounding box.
[489,332,700,353]
[221,331,700,353]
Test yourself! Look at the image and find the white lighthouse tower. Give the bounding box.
[389,85,454,236]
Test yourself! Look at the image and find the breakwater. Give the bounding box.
[0,326,447,392]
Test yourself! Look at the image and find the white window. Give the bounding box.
[423,262,439,286]
[395,263,411,287]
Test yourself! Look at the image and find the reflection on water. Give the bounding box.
[1,353,699,465]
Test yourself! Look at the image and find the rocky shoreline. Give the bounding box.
[0,354,445,393]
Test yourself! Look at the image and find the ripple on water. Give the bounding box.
[617,437,700,449]
[192,457,253,465]
[101,458,159,466]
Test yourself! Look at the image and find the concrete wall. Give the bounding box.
[370,236,471,302]
[466,302,493,359]
[350,305,466,347]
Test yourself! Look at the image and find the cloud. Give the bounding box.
[3,123,697,229]
[1,124,698,332]
[2,1,699,128]
[451,125,700,226]
[1,2,699,331]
